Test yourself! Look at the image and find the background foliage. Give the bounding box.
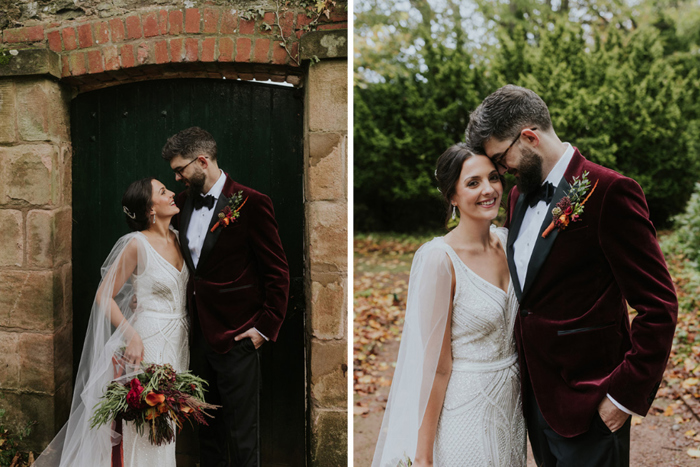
[354,0,700,232]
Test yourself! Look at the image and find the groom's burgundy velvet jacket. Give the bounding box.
[505,149,677,438]
[173,173,289,353]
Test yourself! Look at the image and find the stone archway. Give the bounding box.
[0,3,347,465]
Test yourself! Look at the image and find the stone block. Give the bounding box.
[300,30,347,60]
[0,144,59,206]
[0,270,61,331]
[16,80,69,143]
[0,49,61,79]
[309,409,347,467]
[19,332,56,392]
[60,144,72,206]
[20,393,60,452]
[27,207,71,268]
[307,200,347,273]
[53,324,72,391]
[0,210,23,267]
[306,59,347,132]
[0,331,21,389]
[0,80,16,143]
[307,133,345,201]
[309,279,346,339]
[309,338,347,407]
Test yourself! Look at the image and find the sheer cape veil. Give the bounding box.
[371,238,454,467]
[34,232,156,467]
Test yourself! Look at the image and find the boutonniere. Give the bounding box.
[542,171,598,238]
[210,190,248,232]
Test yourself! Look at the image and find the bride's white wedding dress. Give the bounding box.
[121,232,190,467]
[435,227,525,466]
[372,226,526,467]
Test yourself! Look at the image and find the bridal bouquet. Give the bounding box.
[89,363,218,446]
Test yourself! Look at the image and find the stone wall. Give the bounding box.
[0,0,348,463]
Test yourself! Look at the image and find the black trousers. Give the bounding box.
[526,382,631,467]
[191,320,261,467]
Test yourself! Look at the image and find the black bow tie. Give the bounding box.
[527,182,555,208]
[194,194,216,210]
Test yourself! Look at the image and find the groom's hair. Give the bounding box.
[466,85,552,153]
[161,127,218,162]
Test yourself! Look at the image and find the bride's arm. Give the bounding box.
[96,239,144,365]
[413,263,455,467]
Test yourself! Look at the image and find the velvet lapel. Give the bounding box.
[520,149,586,301]
[507,193,528,301]
[179,195,196,273]
[196,175,235,273]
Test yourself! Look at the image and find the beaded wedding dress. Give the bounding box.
[372,226,526,467]
[121,232,190,467]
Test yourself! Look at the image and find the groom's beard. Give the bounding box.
[186,170,207,197]
[515,147,544,195]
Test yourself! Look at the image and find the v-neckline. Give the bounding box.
[137,232,185,274]
[441,236,511,296]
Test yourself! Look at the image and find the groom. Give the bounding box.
[467,85,677,466]
[162,127,290,467]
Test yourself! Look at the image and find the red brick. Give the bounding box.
[104,45,119,70]
[169,10,183,35]
[235,37,251,62]
[137,42,150,64]
[261,12,275,35]
[87,50,104,73]
[110,19,126,42]
[158,10,168,35]
[70,52,87,75]
[47,22,61,29]
[154,40,168,64]
[3,25,44,43]
[169,38,183,62]
[61,55,70,77]
[47,30,62,52]
[330,8,348,22]
[142,12,160,37]
[218,37,233,62]
[269,74,285,83]
[77,24,93,48]
[253,38,270,63]
[297,13,313,30]
[203,8,219,33]
[281,11,294,37]
[272,41,288,65]
[125,15,142,39]
[239,18,255,35]
[185,8,200,33]
[184,38,198,61]
[317,23,346,31]
[220,10,238,34]
[201,37,215,61]
[62,27,77,50]
[120,44,136,68]
[93,21,110,44]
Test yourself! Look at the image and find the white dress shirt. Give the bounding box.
[186,170,268,341]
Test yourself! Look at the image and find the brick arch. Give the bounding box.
[2,5,347,90]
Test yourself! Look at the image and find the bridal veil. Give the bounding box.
[372,239,454,467]
[34,233,153,467]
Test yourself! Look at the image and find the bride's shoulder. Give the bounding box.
[413,237,452,266]
[490,224,508,242]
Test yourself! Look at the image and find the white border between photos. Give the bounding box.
[347,0,355,464]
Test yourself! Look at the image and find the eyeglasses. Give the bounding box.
[492,127,537,170]
[173,156,207,176]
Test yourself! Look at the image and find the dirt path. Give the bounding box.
[354,340,700,466]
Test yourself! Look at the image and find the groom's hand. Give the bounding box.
[597,397,630,432]
[235,328,265,349]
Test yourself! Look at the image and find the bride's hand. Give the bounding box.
[124,333,144,366]
[412,457,433,467]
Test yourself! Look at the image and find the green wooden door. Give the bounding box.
[71,79,305,466]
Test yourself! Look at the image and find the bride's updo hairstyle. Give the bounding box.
[121,177,155,231]
[435,143,475,226]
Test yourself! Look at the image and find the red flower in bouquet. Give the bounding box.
[126,378,145,409]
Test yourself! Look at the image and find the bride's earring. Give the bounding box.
[152,213,156,224]
[452,205,456,221]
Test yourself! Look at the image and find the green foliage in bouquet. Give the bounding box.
[90,363,218,446]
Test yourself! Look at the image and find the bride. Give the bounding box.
[372,144,526,467]
[34,177,189,467]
